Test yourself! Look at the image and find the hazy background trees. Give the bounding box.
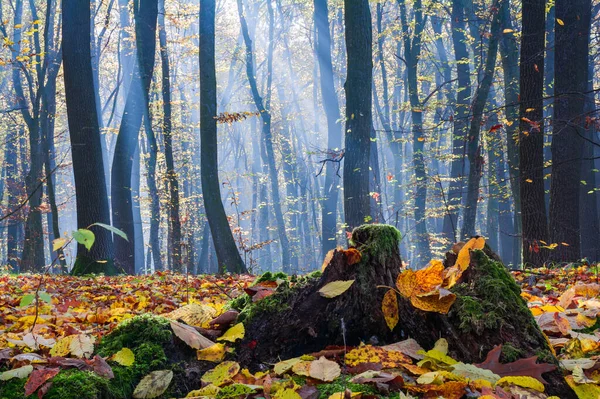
[0,0,598,274]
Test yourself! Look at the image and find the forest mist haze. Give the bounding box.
[0,0,598,275]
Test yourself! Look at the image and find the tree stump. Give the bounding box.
[238,224,574,398]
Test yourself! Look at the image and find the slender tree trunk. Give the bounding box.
[461,0,504,238]
[343,0,372,230]
[159,0,183,271]
[237,0,290,270]
[63,0,116,275]
[499,1,521,266]
[314,0,342,257]
[111,0,158,274]
[200,0,247,274]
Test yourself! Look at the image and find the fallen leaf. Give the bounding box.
[170,320,215,349]
[217,323,245,342]
[318,280,355,298]
[381,289,399,331]
[475,345,556,384]
[309,356,341,382]
[133,370,173,399]
[197,343,226,362]
[0,365,33,381]
[24,368,60,396]
[110,347,135,366]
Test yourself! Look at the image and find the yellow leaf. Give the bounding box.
[412,290,456,314]
[111,347,135,366]
[14,24,22,29]
[201,361,240,387]
[496,376,545,393]
[321,249,335,271]
[382,289,399,331]
[274,357,302,375]
[273,388,302,399]
[566,375,600,398]
[503,28,514,33]
[186,384,221,398]
[197,343,226,362]
[525,179,533,183]
[52,238,67,251]
[217,323,245,342]
[456,237,486,271]
[309,356,341,382]
[291,360,312,377]
[557,18,564,26]
[396,269,416,298]
[50,335,74,357]
[328,392,362,399]
[318,280,355,298]
[525,108,535,112]
[166,303,217,327]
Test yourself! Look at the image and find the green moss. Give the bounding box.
[0,377,30,399]
[238,286,292,323]
[350,224,401,267]
[255,272,288,284]
[97,314,172,356]
[71,256,118,276]
[501,343,525,363]
[45,370,115,399]
[535,349,556,365]
[96,315,172,398]
[316,376,379,399]
[450,250,540,345]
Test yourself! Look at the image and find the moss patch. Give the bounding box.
[449,250,542,347]
[0,377,30,399]
[350,224,401,267]
[316,376,379,399]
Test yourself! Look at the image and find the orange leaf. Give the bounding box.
[382,289,399,331]
[343,248,362,266]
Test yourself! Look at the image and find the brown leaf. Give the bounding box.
[475,345,556,384]
[91,355,114,379]
[25,368,60,396]
[37,382,52,399]
[209,310,239,327]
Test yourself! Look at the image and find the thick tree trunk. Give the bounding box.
[519,0,548,267]
[549,0,591,262]
[63,0,116,275]
[343,0,372,230]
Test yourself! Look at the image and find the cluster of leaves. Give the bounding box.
[515,264,600,397]
[214,111,260,125]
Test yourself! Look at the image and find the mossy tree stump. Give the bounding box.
[238,224,575,397]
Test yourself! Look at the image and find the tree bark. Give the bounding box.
[342,0,372,230]
[519,0,548,267]
[63,0,116,275]
[549,0,591,262]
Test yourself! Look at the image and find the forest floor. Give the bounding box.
[1,264,600,398]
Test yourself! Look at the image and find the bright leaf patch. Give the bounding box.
[318,280,355,298]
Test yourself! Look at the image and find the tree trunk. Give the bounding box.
[461,0,503,238]
[63,0,116,275]
[200,0,247,274]
[519,0,548,267]
[159,0,183,272]
[237,0,291,271]
[549,0,591,262]
[314,0,342,259]
[111,0,158,274]
[342,0,372,230]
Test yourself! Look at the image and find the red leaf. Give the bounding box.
[91,355,114,379]
[489,124,503,133]
[475,345,556,384]
[25,368,60,396]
